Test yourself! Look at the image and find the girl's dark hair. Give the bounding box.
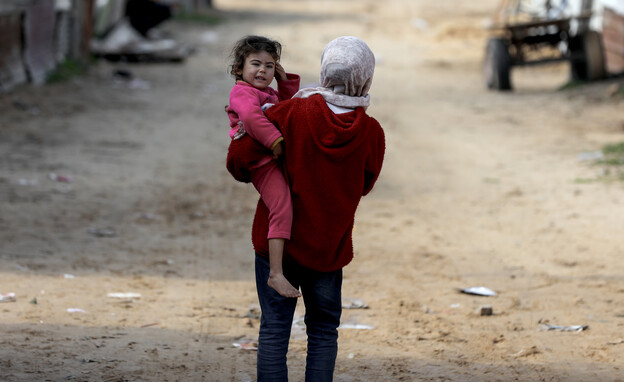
[229,35,282,81]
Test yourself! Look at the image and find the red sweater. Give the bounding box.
[252,94,385,271]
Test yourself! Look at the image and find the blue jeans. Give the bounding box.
[255,253,342,382]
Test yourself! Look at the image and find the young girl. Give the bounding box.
[225,35,301,298]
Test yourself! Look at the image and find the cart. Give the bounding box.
[484,0,606,90]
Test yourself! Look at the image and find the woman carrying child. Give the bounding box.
[235,36,386,381]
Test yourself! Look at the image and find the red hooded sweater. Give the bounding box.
[252,94,385,272]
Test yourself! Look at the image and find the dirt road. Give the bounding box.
[1,0,623,380]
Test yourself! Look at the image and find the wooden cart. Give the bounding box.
[484,0,606,90]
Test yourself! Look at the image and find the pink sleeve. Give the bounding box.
[229,85,283,149]
[276,73,301,101]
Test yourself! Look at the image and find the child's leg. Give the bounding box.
[251,161,292,239]
[268,238,300,297]
[251,162,299,298]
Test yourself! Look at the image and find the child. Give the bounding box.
[225,35,301,298]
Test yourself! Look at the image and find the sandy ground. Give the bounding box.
[2,0,624,381]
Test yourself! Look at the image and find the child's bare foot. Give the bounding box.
[268,273,301,298]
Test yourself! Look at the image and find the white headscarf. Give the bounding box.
[293,36,375,109]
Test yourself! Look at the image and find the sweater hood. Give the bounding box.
[272,94,370,162]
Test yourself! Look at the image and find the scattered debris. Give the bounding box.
[62,273,75,279]
[140,322,159,328]
[476,305,493,316]
[48,172,73,183]
[577,151,604,161]
[607,339,624,345]
[110,67,151,90]
[460,286,497,297]
[240,307,261,320]
[107,292,141,299]
[67,308,87,313]
[342,297,368,309]
[538,323,588,332]
[338,323,375,330]
[112,68,133,80]
[411,18,429,30]
[189,211,205,220]
[18,178,38,186]
[90,19,194,63]
[87,227,117,238]
[606,83,621,98]
[113,75,151,90]
[232,339,258,351]
[0,292,16,302]
[512,345,541,358]
[15,264,29,271]
[12,99,40,115]
[151,259,174,266]
[137,212,158,221]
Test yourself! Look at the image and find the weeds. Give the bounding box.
[46,59,87,83]
[558,79,585,91]
[597,142,624,167]
[579,141,624,183]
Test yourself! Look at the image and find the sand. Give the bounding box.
[1,0,623,380]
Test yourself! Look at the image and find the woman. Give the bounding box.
[231,36,385,382]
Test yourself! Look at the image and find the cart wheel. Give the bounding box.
[484,37,512,91]
[570,31,606,81]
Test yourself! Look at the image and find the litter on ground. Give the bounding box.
[460,286,497,296]
[0,292,16,302]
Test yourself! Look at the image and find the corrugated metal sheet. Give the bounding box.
[0,0,100,92]
[72,0,95,61]
[23,0,57,85]
[602,7,624,74]
[0,13,28,92]
[94,0,126,36]
[0,0,34,14]
[54,10,71,62]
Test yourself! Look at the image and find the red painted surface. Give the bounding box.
[602,7,624,74]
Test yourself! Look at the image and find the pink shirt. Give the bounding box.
[227,74,301,149]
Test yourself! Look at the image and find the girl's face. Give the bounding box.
[237,51,276,90]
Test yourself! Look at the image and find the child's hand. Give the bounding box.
[275,63,288,81]
[272,141,284,159]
